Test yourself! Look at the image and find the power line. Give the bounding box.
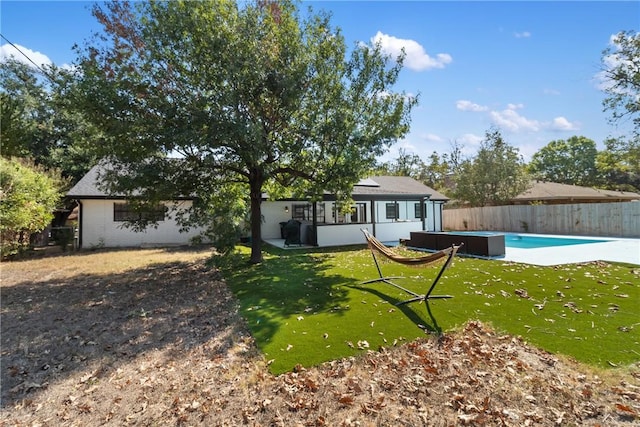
[0,33,56,82]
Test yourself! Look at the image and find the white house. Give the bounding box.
[68,165,448,248]
[261,176,449,247]
[67,164,204,248]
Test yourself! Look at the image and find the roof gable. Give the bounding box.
[66,164,107,197]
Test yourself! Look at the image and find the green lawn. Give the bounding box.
[222,244,640,375]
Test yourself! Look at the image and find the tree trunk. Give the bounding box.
[249,172,264,264]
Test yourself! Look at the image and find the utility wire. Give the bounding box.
[1,33,57,83]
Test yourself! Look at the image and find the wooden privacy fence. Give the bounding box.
[442,202,640,238]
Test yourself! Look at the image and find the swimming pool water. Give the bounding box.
[449,231,609,249]
[504,234,607,249]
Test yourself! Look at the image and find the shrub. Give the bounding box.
[0,158,64,258]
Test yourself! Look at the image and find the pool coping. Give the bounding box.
[470,233,639,266]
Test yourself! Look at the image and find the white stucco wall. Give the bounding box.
[262,199,445,246]
[261,201,297,239]
[373,221,424,242]
[79,199,203,248]
[315,224,365,247]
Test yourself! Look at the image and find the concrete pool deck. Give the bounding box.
[498,235,640,266]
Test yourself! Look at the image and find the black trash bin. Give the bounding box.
[283,219,302,246]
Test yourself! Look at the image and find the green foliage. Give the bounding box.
[0,58,99,184]
[0,59,47,159]
[375,148,425,178]
[453,128,530,206]
[374,146,459,193]
[596,136,640,192]
[0,158,64,257]
[74,0,416,263]
[180,183,250,255]
[420,151,451,191]
[601,30,640,138]
[225,245,639,374]
[528,136,598,186]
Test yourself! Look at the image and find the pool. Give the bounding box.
[450,231,610,249]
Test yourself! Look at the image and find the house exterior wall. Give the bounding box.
[314,221,423,247]
[261,201,296,240]
[262,199,445,246]
[316,223,365,247]
[79,199,203,247]
[371,221,424,242]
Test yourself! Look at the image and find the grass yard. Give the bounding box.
[3,246,639,425]
[224,244,640,375]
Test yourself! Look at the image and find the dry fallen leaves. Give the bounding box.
[2,252,639,427]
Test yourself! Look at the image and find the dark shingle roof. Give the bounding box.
[68,164,449,202]
[352,176,449,201]
[66,164,110,198]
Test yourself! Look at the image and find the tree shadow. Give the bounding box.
[0,251,241,407]
[221,245,354,346]
[347,283,445,335]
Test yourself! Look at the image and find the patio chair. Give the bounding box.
[360,228,462,305]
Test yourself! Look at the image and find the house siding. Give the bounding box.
[262,198,445,246]
[79,199,203,247]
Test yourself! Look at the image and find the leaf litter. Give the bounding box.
[1,248,639,426]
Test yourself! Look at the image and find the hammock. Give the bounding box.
[360,228,462,304]
[362,228,453,266]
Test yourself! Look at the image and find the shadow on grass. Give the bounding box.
[221,244,356,345]
[346,283,445,335]
[0,248,237,407]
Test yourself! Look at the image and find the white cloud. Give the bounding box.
[0,43,52,68]
[459,133,483,145]
[514,31,531,38]
[456,100,488,112]
[490,104,540,132]
[506,103,524,110]
[421,133,444,143]
[371,31,452,71]
[548,116,579,131]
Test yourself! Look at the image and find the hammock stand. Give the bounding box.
[360,228,462,305]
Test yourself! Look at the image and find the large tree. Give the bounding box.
[74,0,416,263]
[528,136,598,186]
[596,136,640,192]
[601,30,640,137]
[375,148,425,178]
[0,58,99,184]
[453,128,529,207]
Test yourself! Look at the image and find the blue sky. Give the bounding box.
[1,1,638,162]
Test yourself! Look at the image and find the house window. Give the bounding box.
[385,202,398,220]
[292,203,325,222]
[114,202,166,222]
[414,202,422,218]
[352,203,367,223]
[292,204,311,221]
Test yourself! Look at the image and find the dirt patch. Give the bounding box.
[1,247,638,426]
